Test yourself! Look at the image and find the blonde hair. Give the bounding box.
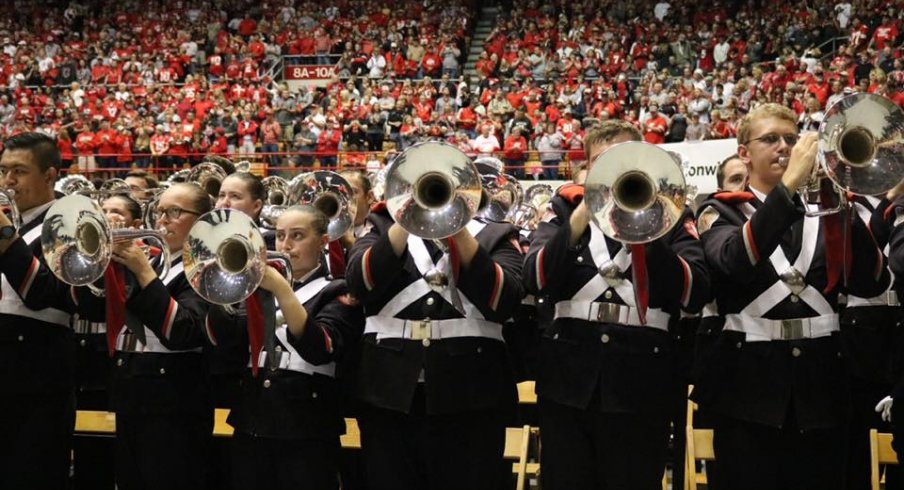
[736,103,796,145]
[583,120,641,156]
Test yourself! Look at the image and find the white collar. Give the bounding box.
[293,264,322,285]
[20,199,55,227]
[749,184,769,203]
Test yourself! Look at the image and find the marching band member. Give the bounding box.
[80,183,214,490]
[70,193,145,490]
[523,120,710,490]
[0,132,75,489]
[206,205,362,489]
[693,104,889,489]
[346,173,524,490]
[339,168,375,244]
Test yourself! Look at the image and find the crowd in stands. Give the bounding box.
[1,0,904,178]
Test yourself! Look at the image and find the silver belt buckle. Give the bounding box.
[408,320,433,340]
[595,302,622,323]
[781,319,805,340]
[888,291,901,307]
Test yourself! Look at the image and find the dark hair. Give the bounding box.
[224,172,265,202]
[171,183,213,215]
[340,168,372,194]
[125,169,159,189]
[283,204,329,236]
[106,194,142,221]
[3,132,61,172]
[716,153,742,189]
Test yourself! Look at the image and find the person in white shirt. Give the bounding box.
[471,126,500,158]
[654,1,671,21]
[367,48,387,78]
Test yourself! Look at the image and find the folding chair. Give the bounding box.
[517,380,537,405]
[341,417,362,450]
[870,429,899,490]
[685,391,715,490]
[74,410,116,435]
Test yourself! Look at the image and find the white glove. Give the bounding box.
[876,396,894,423]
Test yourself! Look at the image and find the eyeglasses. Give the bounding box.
[156,207,201,220]
[748,133,798,146]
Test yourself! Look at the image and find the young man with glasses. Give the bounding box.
[692,104,889,489]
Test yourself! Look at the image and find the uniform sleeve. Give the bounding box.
[126,277,209,350]
[701,183,803,283]
[885,197,904,283]
[456,225,524,323]
[0,238,81,313]
[346,214,406,299]
[203,304,248,350]
[645,209,711,313]
[523,197,580,294]
[869,198,893,250]
[287,281,364,365]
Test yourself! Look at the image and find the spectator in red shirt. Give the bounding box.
[503,127,528,178]
[260,112,282,166]
[57,129,74,170]
[237,14,257,39]
[116,126,133,169]
[75,127,97,173]
[317,122,342,168]
[642,104,669,144]
[95,120,119,171]
[237,113,259,157]
[150,126,173,172]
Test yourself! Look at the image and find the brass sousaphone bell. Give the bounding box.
[41,195,171,295]
[583,141,687,244]
[813,93,904,214]
[183,208,292,306]
[384,141,482,239]
[286,171,353,241]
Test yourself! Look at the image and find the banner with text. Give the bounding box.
[284,65,337,89]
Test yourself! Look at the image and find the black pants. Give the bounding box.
[846,381,892,490]
[231,432,340,490]
[711,412,847,490]
[357,393,508,490]
[114,410,213,490]
[0,392,75,490]
[538,398,670,490]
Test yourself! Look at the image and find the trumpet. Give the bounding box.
[384,141,482,239]
[0,188,20,229]
[287,171,352,241]
[183,208,292,306]
[583,141,687,244]
[41,195,171,295]
[807,93,904,216]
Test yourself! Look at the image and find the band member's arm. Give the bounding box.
[127,275,209,350]
[523,195,586,295]
[868,198,893,249]
[701,183,804,283]
[884,197,904,282]
[287,280,364,365]
[347,212,406,299]
[453,224,524,322]
[0,237,81,313]
[203,304,248,349]
[645,209,711,313]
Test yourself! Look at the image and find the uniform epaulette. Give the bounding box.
[557,183,584,204]
[370,201,387,214]
[713,191,756,204]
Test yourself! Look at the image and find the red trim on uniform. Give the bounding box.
[557,183,585,204]
[160,298,177,340]
[489,263,504,311]
[678,256,693,307]
[205,316,218,346]
[536,247,546,290]
[320,325,334,354]
[18,257,39,297]
[630,244,648,325]
[885,204,897,222]
[362,247,375,290]
[714,191,756,204]
[743,221,760,263]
